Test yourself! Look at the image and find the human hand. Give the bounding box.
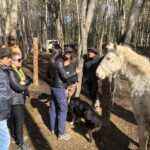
[76,68,80,74]
[20,80,26,85]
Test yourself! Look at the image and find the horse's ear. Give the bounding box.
[106,42,114,51]
[113,42,118,52]
[114,43,117,49]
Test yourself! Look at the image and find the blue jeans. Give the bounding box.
[49,87,68,135]
[0,120,10,150]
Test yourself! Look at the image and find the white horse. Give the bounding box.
[96,43,150,150]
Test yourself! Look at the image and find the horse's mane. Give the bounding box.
[116,45,150,75]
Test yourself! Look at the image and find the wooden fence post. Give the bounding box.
[32,37,39,87]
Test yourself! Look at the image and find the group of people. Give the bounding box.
[0,35,113,150]
[47,43,113,141]
[0,35,31,150]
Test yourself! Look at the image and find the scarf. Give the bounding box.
[12,65,26,81]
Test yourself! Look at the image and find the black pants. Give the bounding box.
[99,95,112,121]
[98,78,114,122]
[10,104,25,145]
[87,83,97,107]
[82,79,97,106]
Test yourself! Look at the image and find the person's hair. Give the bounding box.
[53,43,61,49]
[8,35,16,41]
[7,35,17,47]
[64,44,78,64]
[64,44,78,53]
[0,47,12,59]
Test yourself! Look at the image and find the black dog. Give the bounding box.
[69,97,103,142]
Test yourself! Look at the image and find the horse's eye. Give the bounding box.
[106,57,110,60]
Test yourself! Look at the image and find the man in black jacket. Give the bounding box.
[48,45,78,140]
[0,48,12,150]
[82,48,100,107]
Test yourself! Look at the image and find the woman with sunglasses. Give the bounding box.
[8,52,31,150]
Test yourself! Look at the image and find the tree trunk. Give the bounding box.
[20,0,32,59]
[43,0,48,52]
[118,0,126,39]
[75,0,81,63]
[76,0,97,96]
[123,0,146,44]
[5,0,19,35]
[0,0,19,43]
[56,0,64,49]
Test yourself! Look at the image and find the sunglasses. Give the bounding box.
[13,58,22,62]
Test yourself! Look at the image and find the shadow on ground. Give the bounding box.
[72,121,138,150]
[111,103,137,125]
[24,107,52,150]
[30,93,51,129]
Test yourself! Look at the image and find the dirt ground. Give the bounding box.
[10,54,139,150]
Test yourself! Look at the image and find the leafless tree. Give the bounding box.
[76,0,98,96]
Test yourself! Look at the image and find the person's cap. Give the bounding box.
[0,48,12,59]
[87,48,98,54]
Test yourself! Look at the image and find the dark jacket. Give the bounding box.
[48,55,77,88]
[64,62,78,86]
[82,55,100,99]
[0,66,12,121]
[8,69,31,105]
[83,55,100,78]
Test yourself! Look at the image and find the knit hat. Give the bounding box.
[0,48,12,59]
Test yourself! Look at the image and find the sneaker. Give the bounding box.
[17,143,28,150]
[58,134,71,141]
[11,138,16,144]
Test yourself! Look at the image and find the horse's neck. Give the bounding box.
[118,46,150,77]
[121,63,150,96]
[121,62,139,83]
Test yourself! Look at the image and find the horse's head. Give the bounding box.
[96,43,123,79]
